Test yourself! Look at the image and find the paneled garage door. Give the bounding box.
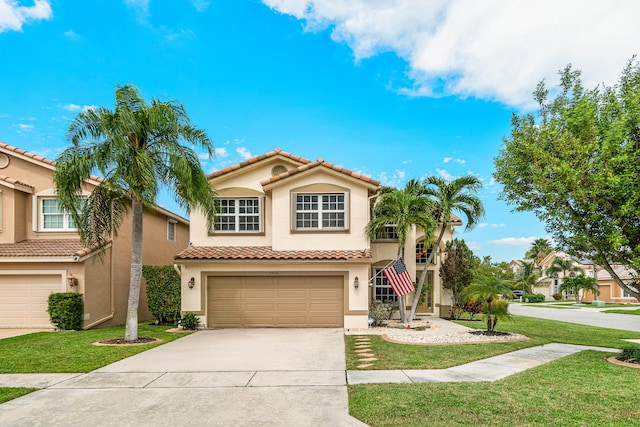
[0,275,61,328]
[207,275,344,328]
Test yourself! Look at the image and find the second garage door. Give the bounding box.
[0,274,62,328]
[207,275,344,328]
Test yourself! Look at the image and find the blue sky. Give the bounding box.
[1,0,639,262]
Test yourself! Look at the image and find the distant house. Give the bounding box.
[175,148,459,329]
[0,142,189,329]
[582,265,639,304]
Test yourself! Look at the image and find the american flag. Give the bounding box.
[382,257,415,297]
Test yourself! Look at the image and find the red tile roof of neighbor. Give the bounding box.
[0,141,103,183]
[0,175,34,189]
[208,147,381,187]
[175,246,372,261]
[0,239,107,258]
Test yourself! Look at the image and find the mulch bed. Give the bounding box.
[608,356,640,369]
[93,337,161,346]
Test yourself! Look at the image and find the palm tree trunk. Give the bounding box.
[407,224,446,323]
[124,197,143,341]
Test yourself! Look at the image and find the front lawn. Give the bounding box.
[0,323,190,374]
[0,388,36,404]
[345,315,640,370]
[348,315,640,426]
[349,351,640,427]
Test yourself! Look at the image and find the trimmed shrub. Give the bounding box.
[179,312,200,330]
[143,265,181,325]
[369,300,395,326]
[463,299,483,320]
[47,292,83,330]
[620,345,640,362]
[552,293,563,300]
[523,293,546,303]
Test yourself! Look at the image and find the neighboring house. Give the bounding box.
[533,251,588,298]
[0,142,189,329]
[508,259,524,276]
[175,148,458,329]
[582,265,639,304]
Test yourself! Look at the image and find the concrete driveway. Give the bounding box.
[0,328,367,427]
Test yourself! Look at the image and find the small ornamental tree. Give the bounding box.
[464,275,513,333]
[143,265,181,325]
[440,238,475,319]
[559,274,599,303]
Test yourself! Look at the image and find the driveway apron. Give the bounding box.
[0,328,367,427]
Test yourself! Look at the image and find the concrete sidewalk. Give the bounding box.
[347,343,620,385]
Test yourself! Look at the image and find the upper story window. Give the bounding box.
[167,219,177,241]
[375,224,398,240]
[213,197,261,233]
[40,198,83,231]
[416,242,436,264]
[293,193,348,230]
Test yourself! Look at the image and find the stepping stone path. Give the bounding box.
[354,336,377,368]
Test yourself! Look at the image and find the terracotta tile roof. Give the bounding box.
[0,141,103,182]
[175,246,372,261]
[260,157,380,187]
[208,148,310,179]
[450,213,463,224]
[0,239,108,259]
[0,175,34,190]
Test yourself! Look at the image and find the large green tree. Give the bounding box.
[440,238,475,319]
[54,84,216,341]
[494,59,640,300]
[366,182,436,323]
[407,175,485,322]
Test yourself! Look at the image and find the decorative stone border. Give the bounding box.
[165,328,197,333]
[606,356,640,369]
[93,337,162,346]
[381,332,530,346]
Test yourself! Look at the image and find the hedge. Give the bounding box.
[523,293,546,303]
[143,265,181,325]
[47,292,83,330]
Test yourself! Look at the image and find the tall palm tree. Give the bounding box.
[525,238,553,267]
[54,84,216,341]
[559,274,599,303]
[366,183,436,322]
[515,261,540,293]
[407,175,485,322]
[545,256,580,297]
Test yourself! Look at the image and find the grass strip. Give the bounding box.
[0,388,36,404]
[0,323,190,373]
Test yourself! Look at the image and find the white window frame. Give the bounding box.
[167,219,177,241]
[374,268,397,303]
[375,224,398,240]
[212,197,263,233]
[292,192,349,231]
[416,242,437,265]
[39,197,82,231]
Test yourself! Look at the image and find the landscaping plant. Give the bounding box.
[143,265,181,325]
[47,292,83,331]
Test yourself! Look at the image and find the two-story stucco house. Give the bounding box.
[175,148,458,329]
[0,142,189,329]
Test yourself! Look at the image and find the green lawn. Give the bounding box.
[0,323,190,374]
[348,315,640,426]
[603,308,640,315]
[349,351,640,427]
[0,388,36,404]
[346,315,640,370]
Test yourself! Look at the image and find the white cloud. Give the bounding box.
[491,223,505,228]
[214,147,228,158]
[191,0,209,12]
[263,0,640,108]
[64,103,96,112]
[63,29,79,39]
[237,147,252,160]
[478,223,488,228]
[17,123,34,131]
[377,169,405,188]
[0,0,52,33]
[444,157,466,164]
[488,236,540,248]
[443,157,452,163]
[435,168,454,181]
[466,241,481,251]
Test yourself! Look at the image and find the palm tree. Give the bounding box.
[407,175,485,323]
[559,274,599,303]
[366,182,436,322]
[54,84,216,341]
[545,256,580,298]
[514,261,539,294]
[525,238,553,267]
[464,275,513,333]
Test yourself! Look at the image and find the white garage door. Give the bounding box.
[207,275,344,328]
[0,275,62,328]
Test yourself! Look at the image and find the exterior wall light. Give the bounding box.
[354,276,359,289]
[67,274,77,288]
[188,277,196,289]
